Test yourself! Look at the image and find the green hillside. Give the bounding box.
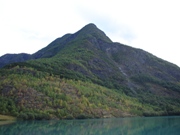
[0,23,180,120]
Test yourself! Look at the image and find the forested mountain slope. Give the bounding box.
[0,23,180,120]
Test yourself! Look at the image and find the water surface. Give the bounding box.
[0,116,180,135]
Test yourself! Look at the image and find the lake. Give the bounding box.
[0,116,180,135]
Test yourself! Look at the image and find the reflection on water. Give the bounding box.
[0,116,180,135]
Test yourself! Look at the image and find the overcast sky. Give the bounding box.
[0,0,180,67]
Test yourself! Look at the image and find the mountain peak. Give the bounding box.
[76,23,112,43]
[83,23,97,29]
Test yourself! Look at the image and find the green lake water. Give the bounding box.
[0,116,180,135]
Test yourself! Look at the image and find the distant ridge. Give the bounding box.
[0,53,31,68]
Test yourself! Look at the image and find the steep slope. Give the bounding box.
[0,24,111,67]
[0,23,180,120]
[32,23,112,59]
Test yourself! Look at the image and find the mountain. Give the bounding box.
[0,53,31,68]
[0,23,180,120]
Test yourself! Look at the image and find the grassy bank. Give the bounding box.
[0,114,16,126]
[0,114,16,121]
